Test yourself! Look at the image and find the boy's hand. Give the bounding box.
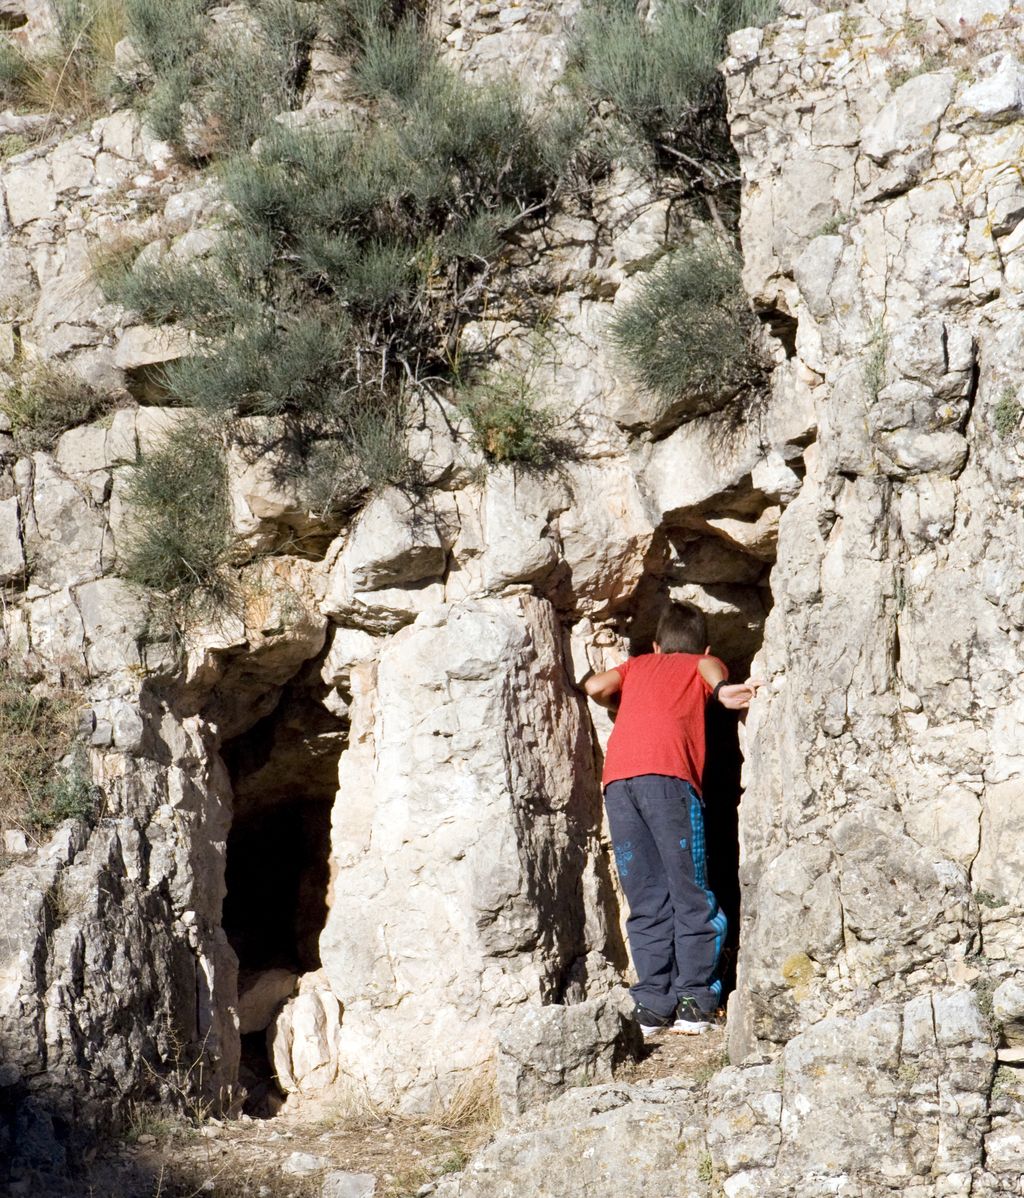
[716,680,764,710]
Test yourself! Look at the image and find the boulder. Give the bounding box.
[495,993,642,1117]
[238,969,298,1035]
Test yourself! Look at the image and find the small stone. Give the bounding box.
[136,1133,156,1145]
[321,1171,377,1198]
[3,830,29,855]
[199,1126,221,1139]
[281,1151,328,1176]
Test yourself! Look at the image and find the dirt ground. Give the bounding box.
[64,1025,728,1198]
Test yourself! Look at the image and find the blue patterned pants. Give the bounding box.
[605,773,726,1018]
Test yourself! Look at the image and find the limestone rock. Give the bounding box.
[238,969,298,1035]
[434,1078,708,1198]
[3,157,56,228]
[322,1172,377,1198]
[495,993,642,1117]
[268,970,344,1097]
[282,1151,329,1176]
[860,71,955,163]
[318,593,613,1112]
[74,577,148,677]
[955,51,1024,128]
[113,325,192,370]
[994,976,1024,1047]
[327,487,450,593]
[0,496,24,584]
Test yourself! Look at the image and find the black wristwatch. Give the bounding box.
[711,681,727,705]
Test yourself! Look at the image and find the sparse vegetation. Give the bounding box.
[608,238,766,412]
[975,887,1009,909]
[0,131,30,159]
[457,371,562,466]
[0,0,126,125]
[0,360,119,454]
[815,211,849,237]
[994,386,1021,440]
[0,667,94,844]
[862,317,888,403]
[697,1149,715,1183]
[118,418,234,606]
[431,1061,501,1132]
[570,0,777,142]
[973,973,998,1025]
[992,1064,1023,1101]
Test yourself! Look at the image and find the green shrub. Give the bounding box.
[0,40,30,108]
[608,238,765,410]
[122,0,316,156]
[101,47,580,428]
[570,0,723,136]
[0,132,30,160]
[569,0,777,167]
[994,386,1021,439]
[1,362,119,454]
[351,14,440,104]
[458,373,561,465]
[862,318,887,404]
[297,393,410,514]
[163,311,357,418]
[119,420,234,603]
[318,0,414,51]
[27,748,97,831]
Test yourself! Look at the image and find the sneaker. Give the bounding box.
[673,997,714,1034]
[632,1003,675,1037]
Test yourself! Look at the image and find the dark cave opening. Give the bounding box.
[222,800,332,976]
[218,649,346,1115]
[702,701,743,998]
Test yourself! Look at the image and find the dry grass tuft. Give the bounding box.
[0,358,122,454]
[0,0,126,127]
[430,1061,501,1132]
[0,666,93,848]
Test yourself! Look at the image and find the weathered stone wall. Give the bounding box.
[16,0,1024,1193]
[438,2,1024,1197]
[726,0,1024,1059]
[0,0,813,1163]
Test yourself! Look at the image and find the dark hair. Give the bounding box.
[655,601,707,654]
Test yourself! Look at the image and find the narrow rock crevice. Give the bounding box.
[217,644,345,1115]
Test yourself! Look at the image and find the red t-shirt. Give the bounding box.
[601,652,726,792]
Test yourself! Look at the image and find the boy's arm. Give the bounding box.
[697,656,763,711]
[583,668,623,710]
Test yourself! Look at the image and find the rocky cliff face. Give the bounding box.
[3,0,1024,1194]
[439,3,1024,1196]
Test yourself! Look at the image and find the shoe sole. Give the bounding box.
[670,1021,710,1034]
[639,1023,672,1037]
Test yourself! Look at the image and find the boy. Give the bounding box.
[584,601,760,1036]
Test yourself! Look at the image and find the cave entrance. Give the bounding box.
[620,521,774,1004]
[219,647,345,1115]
